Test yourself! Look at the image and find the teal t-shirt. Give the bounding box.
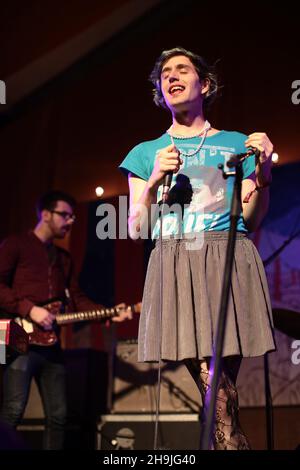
[119,130,255,238]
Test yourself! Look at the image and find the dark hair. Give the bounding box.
[36,190,76,217]
[149,47,218,110]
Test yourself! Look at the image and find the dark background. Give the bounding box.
[1,0,300,450]
[0,0,299,239]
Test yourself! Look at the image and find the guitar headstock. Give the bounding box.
[132,302,142,314]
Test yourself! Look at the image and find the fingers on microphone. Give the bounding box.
[166,144,180,158]
[168,151,180,159]
[246,141,265,156]
[164,162,180,172]
[166,143,178,152]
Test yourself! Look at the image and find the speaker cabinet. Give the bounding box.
[96,413,200,450]
[112,340,201,413]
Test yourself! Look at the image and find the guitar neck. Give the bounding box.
[55,303,140,326]
[56,307,117,325]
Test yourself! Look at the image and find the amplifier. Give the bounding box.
[0,319,28,364]
[111,340,201,413]
[96,413,200,450]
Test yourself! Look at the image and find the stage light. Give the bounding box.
[272,153,279,163]
[95,186,104,197]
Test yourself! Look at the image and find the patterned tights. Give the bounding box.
[184,357,250,450]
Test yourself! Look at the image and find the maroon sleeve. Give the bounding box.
[0,237,34,318]
[66,257,103,312]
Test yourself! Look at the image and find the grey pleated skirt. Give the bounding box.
[138,231,276,362]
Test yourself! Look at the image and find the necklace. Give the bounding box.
[167,120,211,157]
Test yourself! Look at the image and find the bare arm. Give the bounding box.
[241,132,273,232]
[128,176,157,240]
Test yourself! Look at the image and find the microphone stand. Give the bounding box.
[200,158,244,450]
[153,193,170,450]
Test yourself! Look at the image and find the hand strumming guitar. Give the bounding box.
[29,306,56,330]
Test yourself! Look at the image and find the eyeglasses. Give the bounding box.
[50,210,76,222]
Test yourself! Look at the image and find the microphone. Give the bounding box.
[226,148,260,168]
[162,171,173,203]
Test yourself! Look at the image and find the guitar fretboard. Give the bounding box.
[55,303,141,326]
[56,308,117,325]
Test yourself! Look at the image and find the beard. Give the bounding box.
[51,224,70,239]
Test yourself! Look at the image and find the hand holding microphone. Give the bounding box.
[245,132,273,187]
[227,132,273,169]
[148,144,182,202]
[245,132,274,164]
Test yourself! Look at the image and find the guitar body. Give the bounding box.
[15,301,62,346]
[29,324,58,347]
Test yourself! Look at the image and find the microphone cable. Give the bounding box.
[153,197,167,450]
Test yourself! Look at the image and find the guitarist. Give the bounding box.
[0,190,131,449]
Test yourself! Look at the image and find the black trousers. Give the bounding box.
[0,344,67,449]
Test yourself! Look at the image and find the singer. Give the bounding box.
[119,47,275,450]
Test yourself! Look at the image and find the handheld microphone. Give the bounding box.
[226,148,260,168]
[162,172,173,203]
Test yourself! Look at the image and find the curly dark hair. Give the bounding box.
[36,190,76,217]
[149,47,218,110]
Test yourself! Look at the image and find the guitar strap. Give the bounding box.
[57,246,73,313]
[47,244,72,313]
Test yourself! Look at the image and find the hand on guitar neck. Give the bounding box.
[111,302,134,322]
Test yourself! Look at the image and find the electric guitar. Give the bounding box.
[15,301,142,347]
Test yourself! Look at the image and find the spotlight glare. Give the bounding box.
[95,186,104,197]
[272,153,279,163]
